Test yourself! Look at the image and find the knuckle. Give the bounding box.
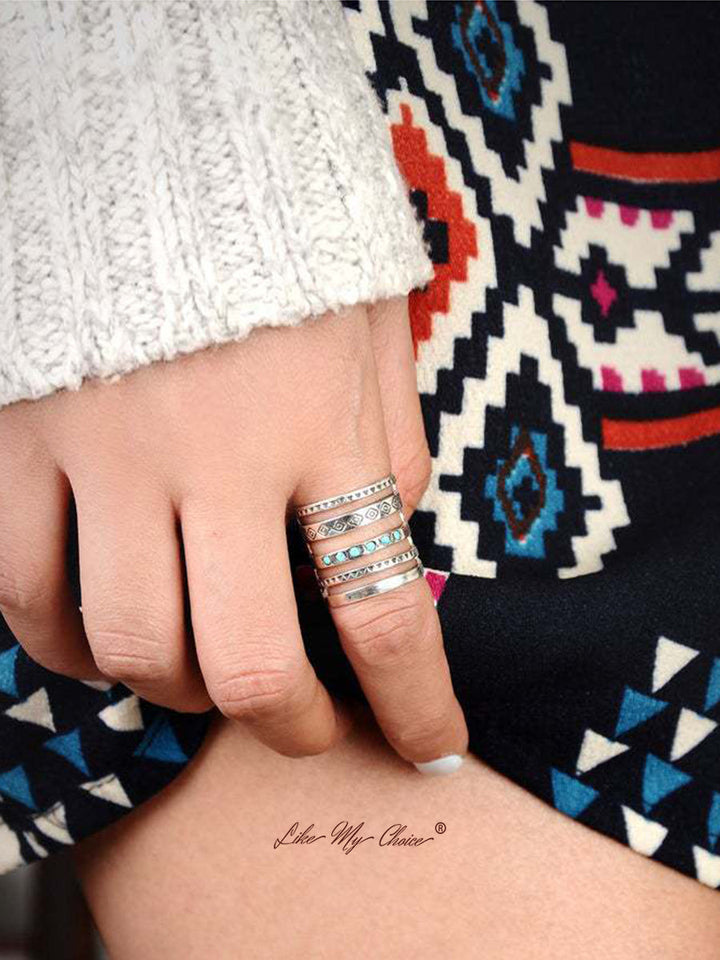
[92,646,171,687]
[15,644,73,677]
[85,619,175,686]
[0,564,55,616]
[210,662,300,722]
[342,594,430,667]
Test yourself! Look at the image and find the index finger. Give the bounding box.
[296,475,468,775]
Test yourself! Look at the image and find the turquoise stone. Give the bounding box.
[379,534,391,545]
[365,541,376,553]
[335,551,347,563]
[322,555,332,565]
[348,546,362,558]
[392,529,402,541]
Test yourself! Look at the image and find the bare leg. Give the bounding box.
[73,706,720,960]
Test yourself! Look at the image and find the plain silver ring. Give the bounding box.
[325,561,424,607]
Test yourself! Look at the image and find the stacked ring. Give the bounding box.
[295,474,425,606]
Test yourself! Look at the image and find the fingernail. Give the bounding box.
[413,754,464,776]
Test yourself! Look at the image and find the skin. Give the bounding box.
[73,706,720,959]
[6,297,718,952]
[0,298,467,767]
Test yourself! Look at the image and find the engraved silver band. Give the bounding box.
[318,547,419,594]
[299,491,403,542]
[295,474,397,518]
[326,562,425,607]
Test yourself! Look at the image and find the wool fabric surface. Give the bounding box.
[0,0,432,407]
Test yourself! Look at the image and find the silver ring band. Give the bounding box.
[295,474,397,518]
[312,522,412,568]
[300,492,403,542]
[295,475,422,607]
[318,547,419,593]
[326,562,424,607]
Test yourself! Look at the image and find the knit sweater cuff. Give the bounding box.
[0,1,433,408]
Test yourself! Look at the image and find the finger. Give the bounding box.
[76,485,212,712]
[367,297,431,516]
[301,489,467,772]
[0,461,103,680]
[335,568,467,773]
[294,374,468,773]
[181,493,352,758]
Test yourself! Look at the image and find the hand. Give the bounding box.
[0,299,468,769]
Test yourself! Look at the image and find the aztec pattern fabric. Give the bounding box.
[1,0,720,895]
[332,0,720,888]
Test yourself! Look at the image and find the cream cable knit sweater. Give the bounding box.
[0,0,433,408]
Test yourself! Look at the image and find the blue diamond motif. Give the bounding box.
[451,0,525,121]
[484,427,563,560]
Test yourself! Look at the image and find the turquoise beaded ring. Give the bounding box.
[319,523,409,568]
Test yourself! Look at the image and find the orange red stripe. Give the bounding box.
[570,142,720,183]
[603,405,720,451]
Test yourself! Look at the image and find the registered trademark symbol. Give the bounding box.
[435,821,446,834]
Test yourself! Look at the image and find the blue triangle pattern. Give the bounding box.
[615,687,668,737]
[0,764,36,810]
[642,754,692,814]
[704,659,720,712]
[0,645,19,698]
[44,728,90,776]
[551,768,598,819]
[708,793,720,851]
[133,716,187,764]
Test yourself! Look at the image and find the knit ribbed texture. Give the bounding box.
[0,0,433,408]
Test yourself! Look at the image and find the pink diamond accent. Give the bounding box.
[651,210,673,230]
[619,205,639,226]
[601,366,623,391]
[591,269,618,318]
[679,367,706,388]
[424,569,449,605]
[584,197,605,218]
[641,369,667,391]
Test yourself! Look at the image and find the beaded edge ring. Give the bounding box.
[295,474,397,518]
